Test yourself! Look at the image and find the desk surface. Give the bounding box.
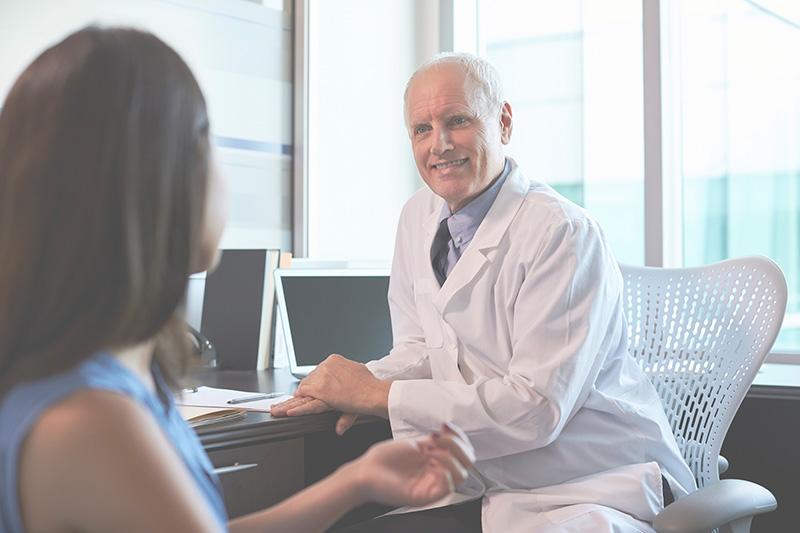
[185,367,383,452]
[185,362,799,450]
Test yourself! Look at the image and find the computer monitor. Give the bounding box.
[200,249,280,370]
[274,268,392,378]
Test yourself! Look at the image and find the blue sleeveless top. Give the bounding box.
[0,353,228,532]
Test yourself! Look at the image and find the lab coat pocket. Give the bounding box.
[414,281,444,348]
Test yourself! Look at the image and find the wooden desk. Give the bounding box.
[186,368,392,521]
[189,367,800,530]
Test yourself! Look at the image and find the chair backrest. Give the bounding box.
[619,257,787,489]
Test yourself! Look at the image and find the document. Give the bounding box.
[177,386,293,413]
[179,405,247,428]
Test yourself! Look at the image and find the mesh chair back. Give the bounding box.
[620,257,786,489]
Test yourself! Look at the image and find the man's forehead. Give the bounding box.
[409,64,469,96]
[407,65,481,116]
[408,100,471,123]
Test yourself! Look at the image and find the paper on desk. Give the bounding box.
[178,405,247,428]
[177,386,293,412]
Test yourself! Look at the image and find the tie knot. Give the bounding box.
[435,217,452,242]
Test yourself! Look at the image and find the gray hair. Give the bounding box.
[403,52,504,121]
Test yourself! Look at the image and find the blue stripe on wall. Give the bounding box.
[213,135,292,156]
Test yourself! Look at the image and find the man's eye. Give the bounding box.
[414,125,431,135]
[450,116,468,126]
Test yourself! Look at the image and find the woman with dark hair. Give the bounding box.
[0,27,472,533]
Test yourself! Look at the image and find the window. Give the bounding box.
[462,0,800,355]
[463,0,645,264]
[664,0,800,352]
[304,0,427,262]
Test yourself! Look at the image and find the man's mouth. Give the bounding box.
[431,158,468,170]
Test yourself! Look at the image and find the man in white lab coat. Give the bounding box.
[271,54,695,532]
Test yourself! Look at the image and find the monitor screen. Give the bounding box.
[279,273,392,366]
[201,249,272,370]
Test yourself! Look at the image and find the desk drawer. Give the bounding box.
[208,438,304,519]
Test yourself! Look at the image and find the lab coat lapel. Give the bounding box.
[433,160,530,313]
[422,204,443,282]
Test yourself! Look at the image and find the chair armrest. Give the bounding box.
[718,454,729,474]
[653,479,777,533]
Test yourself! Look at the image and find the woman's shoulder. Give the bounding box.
[18,389,157,529]
[20,388,152,489]
[18,387,219,533]
[0,354,150,458]
[20,387,160,482]
[25,387,148,455]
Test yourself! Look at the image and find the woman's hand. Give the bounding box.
[345,424,475,508]
[229,424,474,533]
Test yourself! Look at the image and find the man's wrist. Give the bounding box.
[369,378,392,418]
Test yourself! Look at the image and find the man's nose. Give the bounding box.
[431,127,454,156]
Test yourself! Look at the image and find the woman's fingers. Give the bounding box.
[425,432,474,474]
[411,423,475,494]
[418,441,469,486]
[441,422,476,462]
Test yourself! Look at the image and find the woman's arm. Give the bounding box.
[19,389,472,533]
[228,461,361,533]
[230,427,472,533]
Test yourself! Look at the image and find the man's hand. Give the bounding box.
[270,354,392,434]
[295,354,391,417]
[269,397,359,435]
[269,396,333,417]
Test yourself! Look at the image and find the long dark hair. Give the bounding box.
[0,27,210,390]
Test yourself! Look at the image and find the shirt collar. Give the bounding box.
[437,158,511,249]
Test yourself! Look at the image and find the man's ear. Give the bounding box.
[499,102,513,144]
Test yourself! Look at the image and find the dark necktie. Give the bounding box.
[430,217,452,286]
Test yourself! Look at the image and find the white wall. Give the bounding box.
[306,0,439,262]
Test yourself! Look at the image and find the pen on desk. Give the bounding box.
[227,392,287,405]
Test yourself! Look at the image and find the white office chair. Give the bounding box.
[620,257,786,533]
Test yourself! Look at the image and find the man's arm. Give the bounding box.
[379,218,623,460]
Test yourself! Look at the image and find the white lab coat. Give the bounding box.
[366,159,696,532]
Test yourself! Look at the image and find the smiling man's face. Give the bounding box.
[406,63,512,213]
